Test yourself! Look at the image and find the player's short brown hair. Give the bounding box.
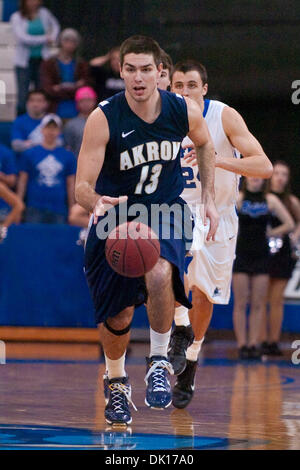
[120,35,162,67]
[160,49,173,75]
[172,60,208,85]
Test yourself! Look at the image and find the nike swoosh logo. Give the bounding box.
[122,130,135,138]
[229,235,235,240]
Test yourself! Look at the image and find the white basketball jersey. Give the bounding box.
[181,99,240,212]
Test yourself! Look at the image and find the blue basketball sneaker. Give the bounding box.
[105,376,137,425]
[103,372,109,404]
[144,356,173,409]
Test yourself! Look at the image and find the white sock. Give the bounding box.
[105,351,126,380]
[150,327,171,358]
[186,338,205,362]
[174,306,190,326]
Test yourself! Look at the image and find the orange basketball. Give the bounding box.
[105,221,160,277]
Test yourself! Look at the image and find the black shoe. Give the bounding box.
[238,345,249,360]
[247,345,262,360]
[172,359,197,409]
[268,342,283,356]
[168,325,195,375]
[260,342,270,355]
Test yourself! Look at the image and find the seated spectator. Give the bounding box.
[0,143,18,222]
[10,0,60,115]
[68,203,90,228]
[40,28,91,119]
[90,46,125,100]
[63,86,97,158]
[0,182,25,236]
[11,90,51,154]
[17,114,76,224]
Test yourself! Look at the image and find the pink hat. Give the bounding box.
[75,86,97,101]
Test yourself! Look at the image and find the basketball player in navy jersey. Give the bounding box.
[75,36,219,425]
[164,60,272,409]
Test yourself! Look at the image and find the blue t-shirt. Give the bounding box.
[0,144,17,213]
[56,60,78,119]
[19,146,77,216]
[11,113,42,142]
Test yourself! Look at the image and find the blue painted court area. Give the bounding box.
[0,424,257,450]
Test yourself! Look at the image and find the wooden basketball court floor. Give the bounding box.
[0,339,299,450]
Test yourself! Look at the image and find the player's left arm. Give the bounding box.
[220,106,273,178]
[66,174,76,210]
[185,97,219,240]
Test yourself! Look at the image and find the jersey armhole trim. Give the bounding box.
[96,106,111,146]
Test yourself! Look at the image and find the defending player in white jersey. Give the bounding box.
[167,60,273,409]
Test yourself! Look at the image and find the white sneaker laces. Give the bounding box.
[109,382,137,412]
[144,359,173,391]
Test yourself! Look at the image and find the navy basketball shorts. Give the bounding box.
[84,198,193,324]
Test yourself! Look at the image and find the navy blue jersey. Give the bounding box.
[96,89,189,206]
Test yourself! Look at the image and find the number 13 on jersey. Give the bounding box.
[135,164,163,194]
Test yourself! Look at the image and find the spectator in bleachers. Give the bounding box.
[0,143,18,222]
[17,114,76,224]
[0,183,25,235]
[40,28,91,120]
[63,86,97,158]
[90,46,125,100]
[10,0,60,115]
[11,89,51,154]
[68,204,90,228]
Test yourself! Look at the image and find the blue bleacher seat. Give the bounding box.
[0,122,12,147]
[2,0,18,21]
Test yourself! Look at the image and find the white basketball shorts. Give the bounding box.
[187,206,238,304]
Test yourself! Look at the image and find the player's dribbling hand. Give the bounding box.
[202,195,219,241]
[93,195,128,224]
[182,143,198,167]
[183,144,220,168]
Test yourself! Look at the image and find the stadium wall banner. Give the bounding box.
[0,224,299,331]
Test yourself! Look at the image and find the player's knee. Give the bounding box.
[191,286,209,305]
[146,258,172,291]
[105,308,133,335]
